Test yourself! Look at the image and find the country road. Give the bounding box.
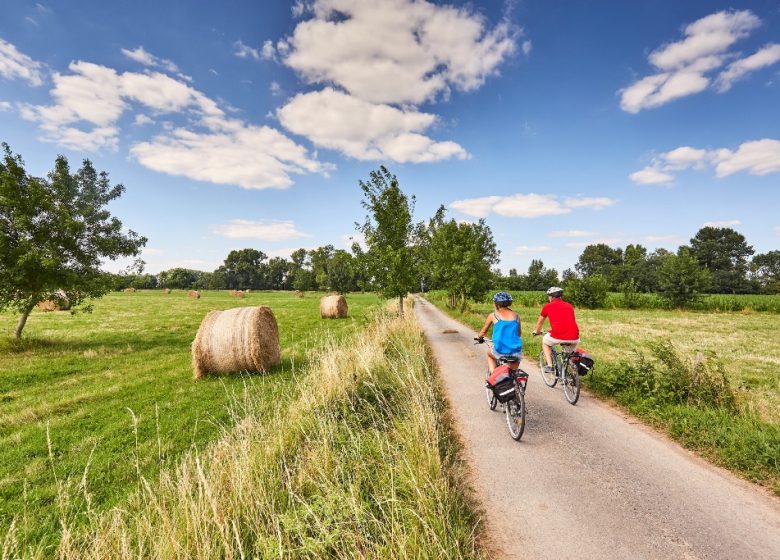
[414,297,780,560]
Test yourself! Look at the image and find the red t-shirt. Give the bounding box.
[541,298,579,340]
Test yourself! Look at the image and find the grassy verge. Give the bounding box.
[0,291,380,548]
[424,291,780,494]
[3,301,484,559]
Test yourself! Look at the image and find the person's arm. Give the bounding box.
[478,314,494,339]
[533,314,545,335]
[516,314,522,337]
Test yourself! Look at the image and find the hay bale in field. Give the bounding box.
[163,288,171,294]
[188,290,201,299]
[37,290,70,312]
[320,294,348,319]
[191,305,281,379]
[293,290,304,298]
[124,287,136,293]
[229,290,245,299]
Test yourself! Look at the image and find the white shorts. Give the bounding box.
[542,333,579,352]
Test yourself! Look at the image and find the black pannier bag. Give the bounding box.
[571,350,595,376]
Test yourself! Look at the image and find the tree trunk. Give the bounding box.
[399,294,404,316]
[15,304,34,339]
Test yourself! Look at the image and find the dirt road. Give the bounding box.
[415,297,780,559]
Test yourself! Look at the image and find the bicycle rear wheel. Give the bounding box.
[505,388,526,440]
[485,370,497,410]
[562,358,581,405]
[539,350,557,387]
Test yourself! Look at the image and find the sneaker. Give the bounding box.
[543,366,555,374]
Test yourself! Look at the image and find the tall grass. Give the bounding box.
[4,305,483,559]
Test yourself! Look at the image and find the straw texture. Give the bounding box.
[188,290,200,299]
[191,305,281,379]
[320,295,348,319]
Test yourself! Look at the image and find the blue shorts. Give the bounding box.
[491,349,522,362]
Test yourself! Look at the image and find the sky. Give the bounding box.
[1,0,779,275]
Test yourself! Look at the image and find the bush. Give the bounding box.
[567,274,609,308]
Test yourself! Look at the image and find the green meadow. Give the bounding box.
[0,291,380,548]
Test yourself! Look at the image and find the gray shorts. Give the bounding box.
[491,349,522,362]
[542,333,579,352]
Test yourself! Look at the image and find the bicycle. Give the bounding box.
[475,337,528,440]
[533,332,580,405]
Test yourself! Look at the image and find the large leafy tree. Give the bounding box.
[575,243,624,288]
[426,208,499,309]
[751,250,780,294]
[0,144,146,338]
[220,248,268,290]
[689,227,754,293]
[358,166,417,315]
[524,258,559,291]
[658,248,711,307]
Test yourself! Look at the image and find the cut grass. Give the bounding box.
[4,301,484,559]
[424,290,780,494]
[0,290,380,549]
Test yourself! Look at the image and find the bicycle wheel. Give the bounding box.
[485,370,497,410]
[539,350,557,387]
[562,357,581,405]
[505,388,526,440]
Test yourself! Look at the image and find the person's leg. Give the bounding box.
[487,350,497,372]
[542,333,556,368]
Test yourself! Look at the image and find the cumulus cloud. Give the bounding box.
[514,245,551,255]
[619,10,777,112]
[134,114,154,126]
[0,38,44,86]
[0,101,12,111]
[210,219,311,240]
[449,193,616,218]
[279,0,517,105]
[233,40,261,61]
[547,230,595,238]
[702,220,741,228]
[645,234,683,243]
[631,139,780,183]
[278,88,467,163]
[121,46,179,74]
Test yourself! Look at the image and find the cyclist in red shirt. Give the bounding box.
[533,286,579,374]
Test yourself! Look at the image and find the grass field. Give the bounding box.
[0,290,380,549]
[425,291,780,492]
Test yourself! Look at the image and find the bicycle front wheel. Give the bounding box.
[505,389,526,440]
[539,351,557,387]
[562,358,581,405]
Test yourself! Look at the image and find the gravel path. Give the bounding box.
[415,297,780,560]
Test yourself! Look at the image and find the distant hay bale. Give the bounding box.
[320,294,348,319]
[188,290,201,299]
[163,288,171,294]
[294,290,304,298]
[229,290,245,299]
[124,287,136,293]
[245,289,252,293]
[191,305,281,379]
[37,290,70,312]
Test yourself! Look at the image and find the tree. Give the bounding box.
[689,227,754,293]
[221,249,267,290]
[658,248,711,307]
[158,268,201,289]
[575,243,623,284]
[0,144,146,338]
[566,274,609,309]
[426,210,499,309]
[358,166,417,315]
[524,259,559,291]
[328,250,355,294]
[266,257,292,290]
[309,244,335,290]
[751,250,780,294]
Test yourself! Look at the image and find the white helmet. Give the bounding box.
[546,286,564,297]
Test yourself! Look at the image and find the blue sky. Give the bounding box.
[1,0,779,275]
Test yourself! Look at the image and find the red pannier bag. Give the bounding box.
[487,364,516,403]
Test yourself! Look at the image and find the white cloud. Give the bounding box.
[645,234,683,243]
[774,226,780,236]
[278,88,467,163]
[270,81,282,96]
[210,219,311,241]
[449,193,616,218]
[121,46,179,73]
[279,0,517,105]
[631,139,780,183]
[261,40,276,60]
[629,167,674,185]
[134,114,154,126]
[712,139,780,177]
[341,232,366,250]
[291,0,308,18]
[522,40,532,56]
[702,220,741,228]
[0,101,11,111]
[142,247,164,256]
[233,40,261,61]
[547,230,595,238]
[0,38,44,86]
[514,245,551,255]
[716,43,780,92]
[619,10,775,112]
[130,124,331,190]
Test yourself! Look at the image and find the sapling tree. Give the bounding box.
[0,144,146,338]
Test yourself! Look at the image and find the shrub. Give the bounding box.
[567,274,609,308]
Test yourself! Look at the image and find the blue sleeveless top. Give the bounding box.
[492,311,522,354]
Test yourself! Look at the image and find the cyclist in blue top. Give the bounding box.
[477,292,523,373]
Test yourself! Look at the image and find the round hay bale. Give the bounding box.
[37,290,70,312]
[320,294,348,319]
[229,290,245,299]
[124,287,136,293]
[191,305,281,379]
[188,290,201,299]
[163,288,171,294]
[293,290,304,298]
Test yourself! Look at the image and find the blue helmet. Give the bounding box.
[493,291,513,304]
